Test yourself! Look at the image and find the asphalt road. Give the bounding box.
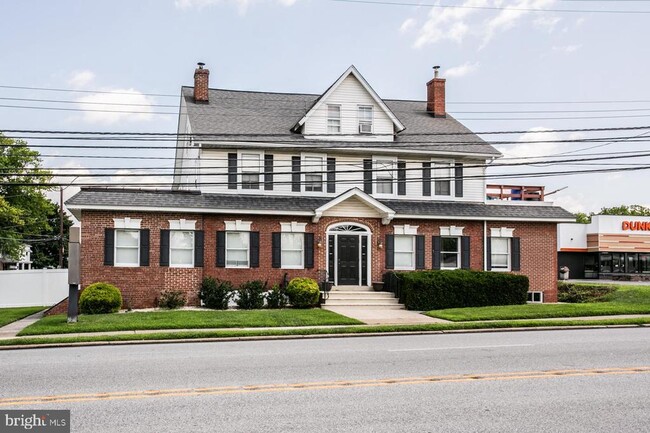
[1,328,649,432]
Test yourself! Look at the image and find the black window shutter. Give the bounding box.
[397,161,406,196]
[304,233,315,269]
[104,228,115,266]
[194,230,204,268]
[511,237,521,271]
[160,230,170,267]
[216,231,226,267]
[486,237,492,271]
[385,234,394,270]
[422,162,431,197]
[415,235,425,269]
[227,153,237,190]
[432,236,441,270]
[264,154,274,191]
[292,156,301,192]
[250,232,260,268]
[461,236,470,269]
[272,232,281,268]
[139,229,150,267]
[363,159,373,194]
[327,157,336,193]
[455,162,464,198]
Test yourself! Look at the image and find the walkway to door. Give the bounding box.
[323,305,448,325]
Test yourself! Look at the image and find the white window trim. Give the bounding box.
[393,224,419,235]
[238,150,264,191]
[440,226,464,237]
[491,227,515,238]
[394,234,416,271]
[491,237,511,272]
[280,232,305,270]
[358,105,374,134]
[114,229,140,268]
[113,218,141,229]
[301,153,327,195]
[327,104,341,134]
[432,159,454,198]
[169,230,195,268]
[169,219,196,230]
[225,231,250,269]
[441,236,461,270]
[280,222,307,233]
[373,155,397,198]
[225,220,252,231]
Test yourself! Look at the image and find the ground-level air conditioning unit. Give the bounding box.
[527,291,543,303]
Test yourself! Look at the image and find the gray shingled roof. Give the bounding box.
[181,87,500,156]
[67,188,575,221]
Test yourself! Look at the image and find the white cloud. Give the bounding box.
[67,70,95,89]
[109,170,172,189]
[74,89,154,125]
[445,61,480,78]
[498,126,562,160]
[411,0,559,49]
[552,44,582,53]
[400,18,417,33]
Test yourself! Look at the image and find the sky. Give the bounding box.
[1,0,649,215]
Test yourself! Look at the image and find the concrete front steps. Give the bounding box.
[325,287,404,309]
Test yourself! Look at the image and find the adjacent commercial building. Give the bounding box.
[558,215,650,280]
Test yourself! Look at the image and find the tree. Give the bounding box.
[29,202,74,268]
[0,133,55,261]
[574,205,650,224]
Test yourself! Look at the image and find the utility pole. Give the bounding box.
[59,186,64,268]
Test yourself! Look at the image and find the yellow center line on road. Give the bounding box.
[1,366,648,407]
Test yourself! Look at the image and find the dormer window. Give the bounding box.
[241,153,261,190]
[327,105,341,133]
[358,105,373,134]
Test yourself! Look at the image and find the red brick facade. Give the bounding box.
[72,210,558,309]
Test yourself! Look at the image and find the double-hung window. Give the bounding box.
[169,231,194,267]
[281,233,304,269]
[441,237,460,269]
[375,159,395,195]
[114,229,140,267]
[358,106,373,134]
[226,231,250,268]
[241,153,261,190]
[327,105,341,133]
[491,238,510,271]
[433,161,452,196]
[394,235,415,270]
[304,155,324,192]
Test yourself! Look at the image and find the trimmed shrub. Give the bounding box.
[157,289,186,310]
[558,282,616,303]
[236,280,267,310]
[79,282,122,314]
[389,270,528,311]
[199,277,233,310]
[266,284,288,309]
[285,277,320,308]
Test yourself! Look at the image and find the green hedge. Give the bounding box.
[79,282,122,314]
[557,282,616,303]
[285,277,320,308]
[385,270,529,311]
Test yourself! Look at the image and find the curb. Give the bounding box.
[1,324,647,351]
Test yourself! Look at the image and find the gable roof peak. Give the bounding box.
[292,65,406,133]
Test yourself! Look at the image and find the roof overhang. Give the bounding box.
[312,188,395,225]
[292,65,406,133]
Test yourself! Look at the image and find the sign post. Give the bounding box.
[67,227,80,323]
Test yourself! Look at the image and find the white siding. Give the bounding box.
[196,149,487,202]
[303,74,394,138]
[322,197,384,218]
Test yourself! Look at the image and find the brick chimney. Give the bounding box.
[193,62,209,104]
[426,66,446,117]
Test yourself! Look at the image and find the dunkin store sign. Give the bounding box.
[622,221,650,231]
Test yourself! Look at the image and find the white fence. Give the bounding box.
[0,269,68,308]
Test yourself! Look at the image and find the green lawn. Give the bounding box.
[426,285,650,322]
[0,306,46,328]
[19,309,362,336]
[2,317,649,347]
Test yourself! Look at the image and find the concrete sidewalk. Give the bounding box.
[0,311,45,339]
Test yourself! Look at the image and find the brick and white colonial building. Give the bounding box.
[66,64,575,308]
